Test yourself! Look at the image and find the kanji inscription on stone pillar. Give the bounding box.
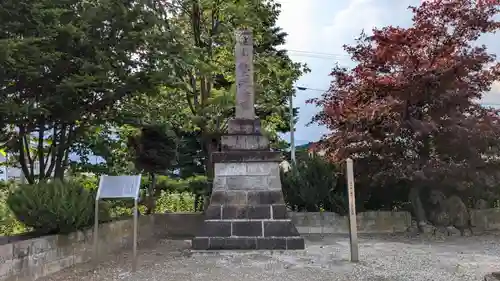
[235,29,255,119]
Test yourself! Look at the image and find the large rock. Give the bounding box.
[428,190,473,236]
[484,272,500,281]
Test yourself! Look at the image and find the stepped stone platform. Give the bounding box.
[192,119,304,250]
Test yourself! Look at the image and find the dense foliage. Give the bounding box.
[0,0,181,183]
[7,180,108,234]
[281,155,348,215]
[0,181,24,235]
[128,124,177,214]
[310,0,500,224]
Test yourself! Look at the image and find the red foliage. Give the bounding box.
[311,0,500,190]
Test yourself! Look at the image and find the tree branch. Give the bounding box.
[18,126,34,184]
[38,115,45,180]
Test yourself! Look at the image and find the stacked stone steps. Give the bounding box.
[192,236,304,250]
[193,191,304,250]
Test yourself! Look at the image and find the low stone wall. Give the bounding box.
[471,208,500,230]
[290,211,412,234]
[0,213,204,281]
[0,216,157,281]
[153,212,203,238]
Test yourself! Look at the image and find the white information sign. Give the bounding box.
[97,175,142,199]
[94,175,142,272]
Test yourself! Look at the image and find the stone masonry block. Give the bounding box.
[214,175,281,191]
[221,205,271,220]
[221,135,269,150]
[222,205,248,219]
[212,151,281,163]
[231,221,263,237]
[192,237,209,250]
[271,204,288,219]
[209,237,257,250]
[12,240,31,259]
[192,237,304,250]
[286,237,305,250]
[215,162,279,176]
[0,258,15,277]
[256,238,287,250]
[205,205,222,220]
[0,243,13,262]
[209,190,227,205]
[228,119,261,134]
[215,163,247,176]
[210,191,248,205]
[212,176,226,191]
[42,256,74,277]
[263,220,300,237]
[227,191,249,205]
[198,221,231,237]
[247,190,284,205]
[247,205,272,219]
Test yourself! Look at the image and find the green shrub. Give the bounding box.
[71,173,99,191]
[186,175,209,212]
[281,155,348,215]
[7,180,110,235]
[0,180,26,235]
[156,191,195,212]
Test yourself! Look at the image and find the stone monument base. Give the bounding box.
[191,119,305,251]
[192,186,304,250]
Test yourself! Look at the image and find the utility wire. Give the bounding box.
[280,49,352,61]
[287,49,350,58]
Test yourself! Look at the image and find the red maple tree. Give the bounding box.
[311,0,500,222]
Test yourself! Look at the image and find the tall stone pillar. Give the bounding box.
[235,29,255,120]
[191,29,305,251]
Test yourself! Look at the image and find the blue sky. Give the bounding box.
[276,0,500,145]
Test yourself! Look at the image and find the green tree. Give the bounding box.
[0,0,181,183]
[67,0,307,203]
[128,125,177,214]
[163,0,308,205]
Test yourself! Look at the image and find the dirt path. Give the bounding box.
[38,234,500,281]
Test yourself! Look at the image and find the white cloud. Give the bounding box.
[275,0,317,52]
[320,0,383,55]
[276,0,500,142]
[481,81,500,105]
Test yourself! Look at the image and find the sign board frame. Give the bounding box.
[94,175,142,272]
[346,158,359,262]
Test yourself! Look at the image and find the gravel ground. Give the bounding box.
[38,233,500,281]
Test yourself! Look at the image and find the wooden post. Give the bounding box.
[346,158,359,262]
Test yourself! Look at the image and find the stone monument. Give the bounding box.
[191,29,305,250]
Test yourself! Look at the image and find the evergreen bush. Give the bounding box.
[281,155,348,215]
[7,180,109,235]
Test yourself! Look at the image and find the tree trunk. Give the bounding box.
[145,173,157,215]
[194,194,200,212]
[202,138,217,212]
[409,186,427,230]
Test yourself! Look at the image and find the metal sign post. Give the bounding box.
[94,175,142,272]
[346,158,359,262]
